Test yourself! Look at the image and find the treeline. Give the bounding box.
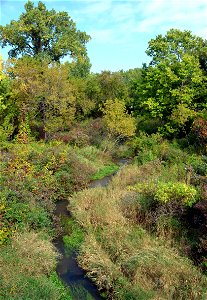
[1,2,207,144]
[0,57,139,142]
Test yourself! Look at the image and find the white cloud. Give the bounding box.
[70,0,207,49]
[72,0,112,17]
[136,0,207,37]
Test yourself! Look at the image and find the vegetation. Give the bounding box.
[0,1,207,299]
[70,151,207,299]
[63,219,84,253]
[91,164,119,180]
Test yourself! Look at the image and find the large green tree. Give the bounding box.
[0,1,90,62]
[146,29,206,66]
[136,29,207,135]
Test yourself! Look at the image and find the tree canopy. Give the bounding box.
[0,1,91,62]
[146,29,207,66]
[135,29,207,135]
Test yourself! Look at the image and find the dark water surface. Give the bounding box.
[54,200,103,300]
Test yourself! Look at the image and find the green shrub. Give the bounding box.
[187,154,207,176]
[132,181,198,225]
[132,133,188,167]
[155,182,198,207]
[0,187,52,244]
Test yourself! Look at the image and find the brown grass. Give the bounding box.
[69,162,207,299]
[0,230,58,284]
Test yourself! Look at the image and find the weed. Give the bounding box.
[63,219,84,253]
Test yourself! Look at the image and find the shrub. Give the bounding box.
[101,99,136,138]
[191,117,207,146]
[187,154,207,176]
[83,118,106,146]
[53,126,90,146]
[155,182,198,207]
[132,133,188,166]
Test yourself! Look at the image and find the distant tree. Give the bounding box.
[66,57,91,78]
[97,71,129,104]
[122,68,142,112]
[68,76,96,119]
[10,57,76,140]
[101,99,136,138]
[83,71,130,117]
[0,1,91,63]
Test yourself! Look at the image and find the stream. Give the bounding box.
[53,159,130,300]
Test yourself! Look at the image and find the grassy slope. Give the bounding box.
[69,136,207,299]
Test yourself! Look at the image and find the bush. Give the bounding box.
[53,126,90,147]
[188,154,207,176]
[0,188,52,244]
[132,133,187,166]
[155,182,197,207]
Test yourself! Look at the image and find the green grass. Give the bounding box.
[0,231,63,300]
[63,219,84,253]
[91,164,119,180]
[49,272,73,300]
[68,284,96,300]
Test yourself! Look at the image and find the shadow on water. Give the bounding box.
[53,158,131,299]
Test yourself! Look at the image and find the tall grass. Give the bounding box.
[70,161,207,299]
[0,230,71,300]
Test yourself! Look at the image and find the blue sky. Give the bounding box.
[0,0,207,72]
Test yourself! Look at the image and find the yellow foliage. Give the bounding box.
[10,57,76,136]
[102,99,136,138]
[0,55,5,81]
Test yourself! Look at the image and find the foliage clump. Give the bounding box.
[102,99,136,138]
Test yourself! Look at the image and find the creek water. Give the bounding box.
[53,159,131,300]
[54,199,103,300]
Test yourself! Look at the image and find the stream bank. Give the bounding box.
[53,159,131,300]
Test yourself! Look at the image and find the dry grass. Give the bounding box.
[111,160,162,189]
[69,187,127,229]
[77,233,122,292]
[0,230,59,284]
[70,163,207,300]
